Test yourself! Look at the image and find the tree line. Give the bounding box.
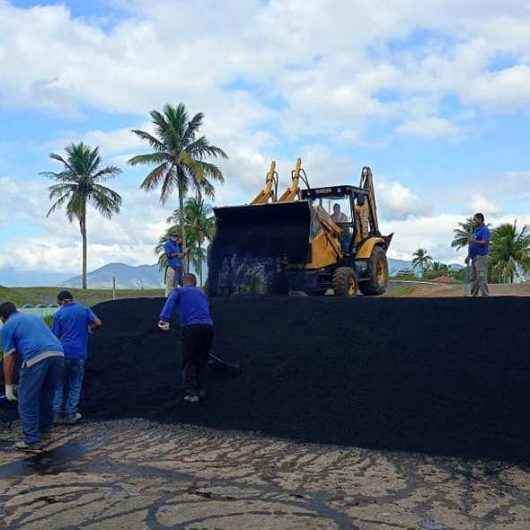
[45,103,225,289]
[411,218,530,283]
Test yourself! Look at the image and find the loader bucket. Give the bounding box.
[208,201,312,296]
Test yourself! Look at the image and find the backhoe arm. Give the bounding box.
[278,158,303,203]
[359,166,380,234]
[251,161,279,204]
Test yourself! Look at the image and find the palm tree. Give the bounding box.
[412,248,433,275]
[489,221,530,283]
[452,217,492,250]
[156,198,215,285]
[451,218,475,250]
[129,103,227,253]
[432,261,449,272]
[43,143,122,289]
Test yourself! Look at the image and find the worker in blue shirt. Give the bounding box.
[158,273,214,402]
[465,212,491,297]
[1,301,64,452]
[52,290,102,424]
[164,232,186,296]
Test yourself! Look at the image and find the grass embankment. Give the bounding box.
[0,287,164,307]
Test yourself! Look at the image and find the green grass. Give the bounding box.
[385,284,417,297]
[0,286,164,307]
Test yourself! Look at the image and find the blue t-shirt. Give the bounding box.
[52,303,98,359]
[469,225,491,258]
[160,286,213,327]
[1,312,63,363]
[164,240,182,270]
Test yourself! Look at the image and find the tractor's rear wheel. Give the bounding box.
[332,267,358,297]
[359,246,388,296]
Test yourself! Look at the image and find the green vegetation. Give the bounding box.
[43,143,123,290]
[412,248,433,275]
[157,198,215,285]
[489,221,530,283]
[385,284,417,297]
[129,102,227,250]
[0,287,163,307]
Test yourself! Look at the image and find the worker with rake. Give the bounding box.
[158,273,214,402]
[465,212,491,297]
[1,301,64,453]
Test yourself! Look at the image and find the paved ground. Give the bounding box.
[1,420,530,529]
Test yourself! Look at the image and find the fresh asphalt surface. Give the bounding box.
[3,296,527,464]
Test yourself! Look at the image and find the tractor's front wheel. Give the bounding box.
[359,246,388,296]
[332,267,358,297]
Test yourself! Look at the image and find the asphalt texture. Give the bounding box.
[2,296,530,464]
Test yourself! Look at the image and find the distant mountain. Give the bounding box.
[388,258,413,275]
[63,263,163,289]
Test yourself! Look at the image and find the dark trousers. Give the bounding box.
[182,325,214,396]
[18,356,64,445]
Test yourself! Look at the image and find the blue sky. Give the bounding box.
[1,0,530,276]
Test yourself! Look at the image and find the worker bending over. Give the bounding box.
[164,232,186,296]
[158,273,214,402]
[465,212,491,297]
[1,302,64,452]
[52,290,102,424]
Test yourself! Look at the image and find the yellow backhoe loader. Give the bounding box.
[208,159,393,296]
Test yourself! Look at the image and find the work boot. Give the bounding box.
[54,414,65,424]
[64,413,82,424]
[183,394,199,403]
[15,441,45,453]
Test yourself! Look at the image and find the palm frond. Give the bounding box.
[140,163,171,192]
[130,129,167,152]
[128,153,171,167]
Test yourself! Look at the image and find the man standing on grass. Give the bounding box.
[158,273,214,402]
[164,232,186,296]
[465,212,491,297]
[52,290,102,424]
[1,301,64,453]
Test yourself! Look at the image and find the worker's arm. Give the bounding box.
[88,309,102,332]
[2,351,17,401]
[468,238,489,246]
[159,289,180,329]
[1,324,17,400]
[51,313,62,338]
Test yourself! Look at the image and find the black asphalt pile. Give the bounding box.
[3,296,530,463]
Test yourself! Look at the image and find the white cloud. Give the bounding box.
[470,194,500,214]
[0,175,172,273]
[378,180,430,220]
[396,116,460,139]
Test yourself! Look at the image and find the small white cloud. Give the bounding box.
[378,180,430,220]
[397,116,460,138]
[470,193,500,214]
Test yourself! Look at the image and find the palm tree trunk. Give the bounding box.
[198,240,203,286]
[80,208,88,290]
[178,181,187,273]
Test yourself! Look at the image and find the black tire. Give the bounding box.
[359,246,388,296]
[332,267,357,297]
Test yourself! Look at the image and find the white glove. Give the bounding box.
[158,320,170,331]
[5,384,17,402]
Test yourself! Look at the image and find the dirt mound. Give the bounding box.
[3,296,530,463]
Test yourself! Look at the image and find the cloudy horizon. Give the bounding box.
[1,0,530,277]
